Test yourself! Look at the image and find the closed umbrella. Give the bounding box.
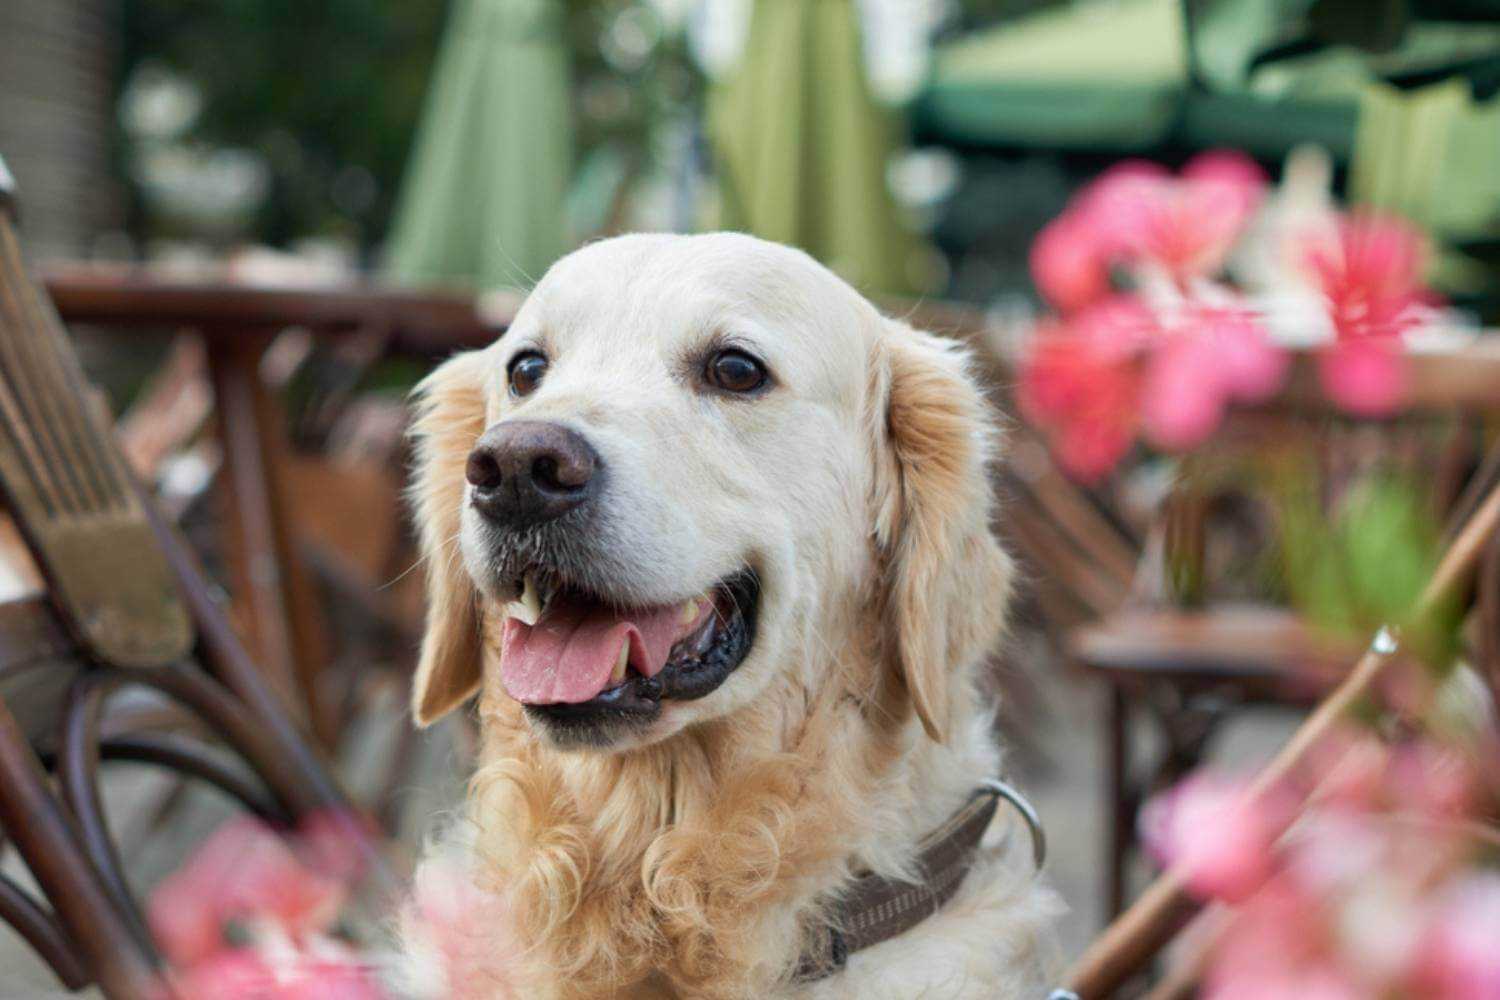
[386,0,570,290]
[709,0,913,294]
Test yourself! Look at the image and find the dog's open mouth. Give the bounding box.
[500,569,759,727]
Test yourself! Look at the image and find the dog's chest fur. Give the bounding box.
[446,675,1058,1000]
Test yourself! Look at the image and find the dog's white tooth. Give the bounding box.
[508,576,542,626]
[611,639,629,684]
[679,599,699,625]
[503,601,535,626]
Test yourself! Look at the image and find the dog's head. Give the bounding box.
[409,233,1010,751]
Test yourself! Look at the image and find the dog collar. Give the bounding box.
[795,780,1046,982]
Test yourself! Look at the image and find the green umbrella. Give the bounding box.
[915,0,1359,162]
[386,0,570,291]
[708,0,914,294]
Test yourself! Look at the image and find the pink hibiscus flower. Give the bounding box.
[1020,294,1286,479]
[1141,305,1285,451]
[149,818,347,968]
[1409,873,1500,999]
[1304,214,1429,415]
[1140,773,1288,902]
[167,947,384,1000]
[1130,156,1264,283]
[1030,151,1266,312]
[1017,308,1145,483]
[147,810,386,999]
[1030,212,1113,315]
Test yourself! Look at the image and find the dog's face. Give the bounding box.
[409,234,1009,752]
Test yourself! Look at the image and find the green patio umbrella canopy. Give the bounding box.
[915,0,1357,162]
[708,0,914,295]
[923,0,1187,150]
[386,0,570,291]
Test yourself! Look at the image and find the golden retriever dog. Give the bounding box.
[401,233,1061,999]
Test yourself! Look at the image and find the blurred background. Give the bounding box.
[6,0,1498,310]
[3,1,1500,995]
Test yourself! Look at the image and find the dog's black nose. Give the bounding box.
[466,421,599,526]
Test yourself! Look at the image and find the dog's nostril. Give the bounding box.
[532,452,590,493]
[465,448,504,490]
[532,455,562,492]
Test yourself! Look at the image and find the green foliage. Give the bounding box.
[119,0,449,248]
[1278,465,1460,671]
[118,0,705,251]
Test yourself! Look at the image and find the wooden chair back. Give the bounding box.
[1063,454,1500,999]
[0,202,192,670]
[1150,416,1483,641]
[0,157,387,999]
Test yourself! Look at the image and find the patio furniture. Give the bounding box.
[43,266,507,748]
[0,164,391,997]
[1066,347,1500,918]
[1061,458,1500,998]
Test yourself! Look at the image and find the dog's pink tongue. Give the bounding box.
[499,594,696,705]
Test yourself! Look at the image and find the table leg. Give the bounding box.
[205,334,334,747]
[1106,683,1130,921]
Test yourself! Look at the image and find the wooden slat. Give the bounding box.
[43,267,509,355]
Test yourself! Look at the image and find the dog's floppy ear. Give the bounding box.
[869,321,1012,742]
[408,350,491,726]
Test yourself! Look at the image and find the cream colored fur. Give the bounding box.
[402,233,1061,998]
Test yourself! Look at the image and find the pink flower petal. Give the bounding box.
[1073,295,1161,360]
[1140,336,1227,451]
[148,819,346,967]
[1182,149,1268,220]
[1203,309,1287,402]
[1141,774,1278,902]
[1304,213,1428,343]
[1411,873,1500,1000]
[1390,742,1479,820]
[148,886,225,973]
[279,959,386,1000]
[403,856,522,999]
[1182,150,1266,186]
[1285,811,1387,895]
[1031,213,1113,314]
[1056,416,1135,484]
[1205,966,1364,1000]
[1204,876,1328,991]
[169,948,385,1000]
[1074,152,1264,283]
[1318,339,1406,416]
[1018,310,1144,483]
[1076,160,1173,256]
[170,949,281,1000]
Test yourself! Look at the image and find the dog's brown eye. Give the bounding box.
[508,352,548,397]
[706,349,767,394]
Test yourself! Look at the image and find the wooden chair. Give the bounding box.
[1062,458,1500,998]
[37,264,509,839]
[43,264,507,749]
[1067,367,1500,918]
[0,157,390,998]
